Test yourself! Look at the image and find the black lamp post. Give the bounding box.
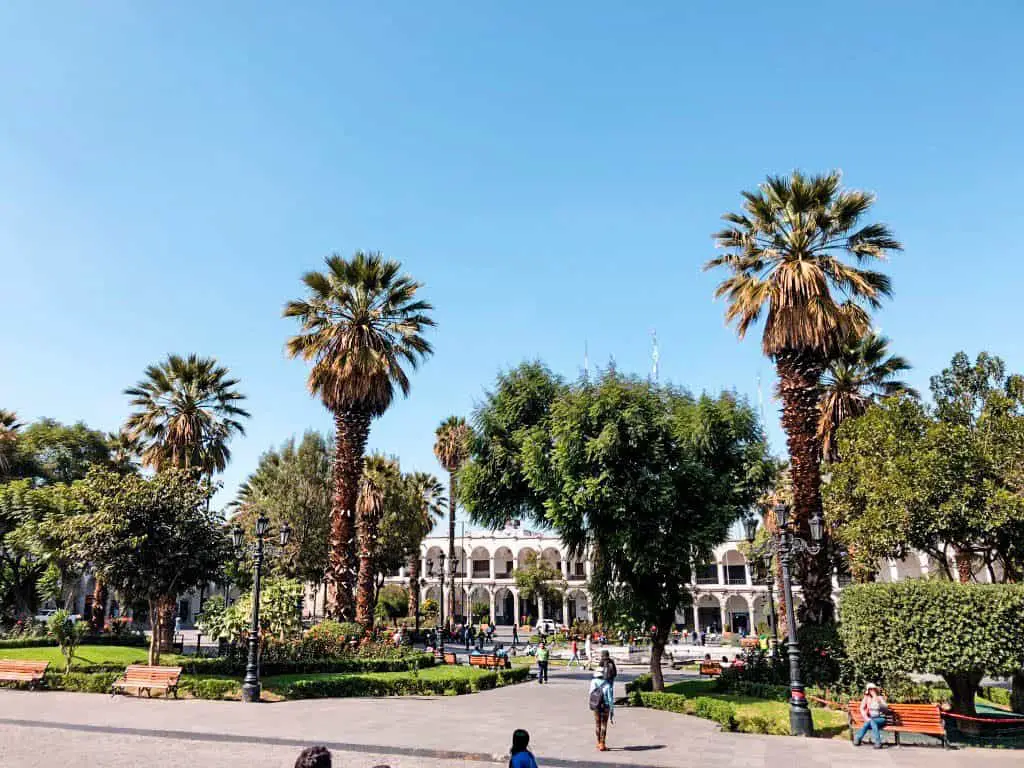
[760,551,779,644]
[233,516,291,703]
[430,554,446,652]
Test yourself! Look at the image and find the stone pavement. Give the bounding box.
[0,667,1017,768]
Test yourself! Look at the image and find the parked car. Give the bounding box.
[534,619,559,636]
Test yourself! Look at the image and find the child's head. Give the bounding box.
[511,729,531,754]
[295,746,331,768]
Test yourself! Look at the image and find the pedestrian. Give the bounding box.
[588,668,614,751]
[536,641,550,684]
[584,634,593,669]
[465,625,473,650]
[512,623,519,646]
[853,683,889,749]
[598,649,617,699]
[569,637,580,667]
[507,728,538,768]
[295,746,332,768]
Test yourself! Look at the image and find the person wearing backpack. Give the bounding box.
[588,669,614,751]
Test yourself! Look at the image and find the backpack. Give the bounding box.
[589,684,608,712]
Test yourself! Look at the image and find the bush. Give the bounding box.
[796,622,845,688]
[735,713,790,735]
[180,677,239,700]
[182,651,435,678]
[638,691,688,713]
[983,687,1012,707]
[693,697,737,730]
[625,673,653,694]
[41,671,121,693]
[840,582,1024,713]
[280,667,529,699]
[0,635,148,649]
[719,679,790,702]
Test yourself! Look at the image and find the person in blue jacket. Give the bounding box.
[508,728,538,768]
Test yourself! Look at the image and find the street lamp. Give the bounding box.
[235,515,291,703]
[759,551,779,644]
[769,501,824,737]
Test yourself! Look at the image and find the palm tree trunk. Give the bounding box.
[776,349,834,626]
[407,554,420,619]
[355,509,379,627]
[448,470,456,628]
[329,409,371,621]
[90,579,108,632]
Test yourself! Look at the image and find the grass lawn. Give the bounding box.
[0,644,179,670]
[663,678,849,738]
[261,664,494,691]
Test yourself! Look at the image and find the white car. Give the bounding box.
[534,619,560,636]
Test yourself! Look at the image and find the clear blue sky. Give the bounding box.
[2,2,1022,514]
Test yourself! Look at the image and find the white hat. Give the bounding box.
[865,683,879,692]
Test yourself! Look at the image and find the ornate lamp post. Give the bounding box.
[759,551,779,644]
[233,516,291,703]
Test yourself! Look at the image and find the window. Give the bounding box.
[696,564,718,585]
[725,565,748,585]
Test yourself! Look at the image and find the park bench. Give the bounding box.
[468,654,511,671]
[699,662,722,677]
[740,637,760,650]
[443,652,458,665]
[111,664,183,698]
[0,660,49,689]
[847,701,946,747]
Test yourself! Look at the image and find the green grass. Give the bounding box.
[262,664,491,690]
[0,644,180,669]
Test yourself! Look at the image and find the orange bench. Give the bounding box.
[847,701,946,747]
[468,654,511,670]
[0,660,49,689]
[443,652,458,665]
[740,637,760,650]
[112,664,182,698]
[699,662,722,677]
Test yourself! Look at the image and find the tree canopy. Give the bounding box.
[462,366,773,689]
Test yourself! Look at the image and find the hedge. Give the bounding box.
[638,691,688,714]
[0,636,148,649]
[278,666,530,699]
[182,652,436,678]
[840,582,1024,713]
[982,687,1012,707]
[718,679,790,702]
[693,697,738,730]
[179,677,239,700]
[625,674,653,694]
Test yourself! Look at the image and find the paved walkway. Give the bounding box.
[0,668,1019,767]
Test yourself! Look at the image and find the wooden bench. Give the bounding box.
[740,637,760,650]
[0,660,49,689]
[112,665,183,698]
[442,652,458,665]
[847,702,946,747]
[468,654,511,671]
[699,662,722,677]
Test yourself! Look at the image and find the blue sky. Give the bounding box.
[2,2,1022,515]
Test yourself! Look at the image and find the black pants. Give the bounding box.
[537,661,549,683]
[594,709,609,744]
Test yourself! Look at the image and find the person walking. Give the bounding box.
[536,641,550,684]
[588,668,614,751]
[853,683,889,749]
[599,649,617,693]
[512,623,519,646]
[584,634,593,669]
[507,728,538,768]
[568,637,581,667]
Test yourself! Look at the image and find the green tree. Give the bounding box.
[513,551,565,610]
[67,468,230,664]
[399,472,445,620]
[433,416,471,627]
[47,609,87,674]
[375,584,409,625]
[0,409,23,481]
[704,170,902,625]
[462,366,772,689]
[817,332,916,462]
[284,252,435,620]
[17,419,112,485]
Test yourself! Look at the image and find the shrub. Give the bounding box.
[736,713,790,735]
[625,674,653,694]
[693,697,737,730]
[180,677,239,700]
[182,651,435,678]
[982,687,1012,707]
[796,622,845,688]
[48,610,87,674]
[0,635,148,649]
[42,671,120,693]
[638,691,688,713]
[840,582,1024,714]
[720,679,789,702]
[278,667,528,700]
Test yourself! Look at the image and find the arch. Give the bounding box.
[517,547,540,571]
[468,585,491,622]
[724,594,751,635]
[493,547,514,579]
[750,593,776,635]
[494,587,515,625]
[424,585,442,605]
[470,546,491,579]
[541,546,563,574]
[721,550,749,585]
[453,546,468,578]
[424,546,445,577]
[566,589,590,623]
[694,593,721,633]
[450,585,468,620]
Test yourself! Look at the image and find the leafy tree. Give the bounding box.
[825,352,1024,583]
[232,432,332,584]
[434,416,472,626]
[705,170,901,625]
[67,469,230,664]
[399,472,445,620]
[840,582,1024,714]
[17,419,112,485]
[462,367,772,689]
[124,353,249,474]
[355,457,388,625]
[284,252,435,620]
[199,578,303,646]
[375,584,409,625]
[0,409,23,481]
[513,550,565,608]
[817,332,916,462]
[47,609,87,674]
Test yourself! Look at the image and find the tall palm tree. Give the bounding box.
[124,354,249,474]
[705,170,901,625]
[285,252,434,621]
[818,332,917,462]
[123,354,249,647]
[0,409,23,480]
[106,429,142,476]
[405,471,446,620]
[354,459,387,626]
[434,416,472,626]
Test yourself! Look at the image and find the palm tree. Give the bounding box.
[106,429,142,475]
[705,170,901,625]
[405,471,446,621]
[434,416,472,626]
[0,409,23,480]
[818,332,917,462]
[354,460,386,626]
[284,252,434,621]
[124,354,249,474]
[124,354,249,647]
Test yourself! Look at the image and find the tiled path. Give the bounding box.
[0,667,1017,767]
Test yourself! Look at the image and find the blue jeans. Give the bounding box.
[855,716,886,745]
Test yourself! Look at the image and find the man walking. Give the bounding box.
[536,641,550,684]
[569,637,581,667]
[584,633,593,669]
[512,623,519,646]
[588,668,614,751]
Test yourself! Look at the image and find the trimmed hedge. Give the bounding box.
[625,674,653,694]
[179,677,239,700]
[182,652,435,678]
[0,636,148,649]
[43,671,121,693]
[718,679,790,702]
[735,713,790,735]
[278,666,530,699]
[638,691,688,713]
[693,697,738,730]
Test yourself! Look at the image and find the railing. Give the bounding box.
[696,576,719,585]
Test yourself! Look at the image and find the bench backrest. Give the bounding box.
[443,653,457,664]
[847,702,942,729]
[0,660,49,674]
[122,664,182,682]
[699,662,721,674]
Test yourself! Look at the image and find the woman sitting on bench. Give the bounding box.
[853,683,889,749]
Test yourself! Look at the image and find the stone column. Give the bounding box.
[690,560,697,586]
[720,603,729,634]
[513,591,521,628]
[561,558,569,580]
[399,566,406,579]
[584,558,593,579]
[537,595,545,622]
[489,556,495,580]
[562,594,569,625]
[716,561,725,585]
[489,590,496,624]
[888,560,900,582]
[744,563,751,586]
[692,603,700,632]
